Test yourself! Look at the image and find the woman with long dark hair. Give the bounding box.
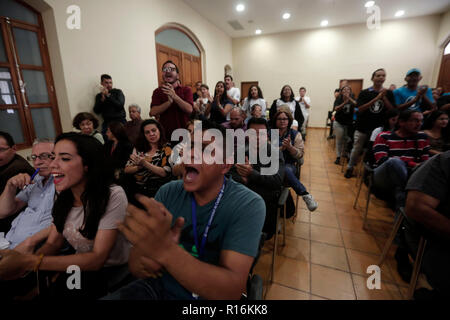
[124,119,172,198]
[423,110,450,155]
[242,85,266,120]
[269,85,304,129]
[271,107,318,212]
[0,133,129,299]
[209,81,234,124]
[105,121,133,177]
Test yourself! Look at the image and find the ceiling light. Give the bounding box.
[395,10,405,17]
[255,29,262,35]
[365,1,375,8]
[236,4,245,12]
[282,13,291,20]
[321,20,329,27]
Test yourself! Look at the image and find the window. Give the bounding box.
[0,0,61,148]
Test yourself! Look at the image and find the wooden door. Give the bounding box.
[340,79,363,99]
[156,43,201,91]
[240,81,258,104]
[438,50,450,93]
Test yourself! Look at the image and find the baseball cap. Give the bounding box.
[406,68,421,76]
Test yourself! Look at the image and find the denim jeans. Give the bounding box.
[373,158,408,209]
[102,277,172,300]
[285,163,307,195]
[333,121,350,158]
[347,130,368,169]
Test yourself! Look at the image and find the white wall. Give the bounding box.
[232,15,442,128]
[34,0,232,130]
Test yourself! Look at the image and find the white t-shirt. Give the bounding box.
[295,96,311,119]
[227,87,241,106]
[242,97,266,119]
[370,127,383,142]
[276,99,296,117]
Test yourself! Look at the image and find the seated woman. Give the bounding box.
[209,81,234,124]
[423,110,450,155]
[105,121,133,180]
[0,133,129,299]
[271,107,318,212]
[72,112,104,144]
[269,85,304,129]
[124,119,172,198]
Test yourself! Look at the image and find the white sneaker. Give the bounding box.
[302,194,318,212]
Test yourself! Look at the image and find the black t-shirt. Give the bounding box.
[209,98,233,124]
[355,88,395,134]
[333,96,355,126]
[437,94,450,109]
[406,151,450,219]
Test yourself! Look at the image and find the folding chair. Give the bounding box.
[377,208,427,300]
[353,162,374,229]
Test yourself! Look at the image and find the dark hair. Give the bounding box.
[200,84,209,90]
[108,121,129,143]
[213,81,229,106]
[0,131,14,147]
[271,107,294,130]
[224,75,233,81]
[135,119,167,153]
[247,85,264,100]
[72,112,99,130]
[248,117,269,130]
[279,85,295,102]
[423,110,448,130]
[198,119,228,155]
[101,74,112,82]
[162,60,179,73]
[52,132,113,240]
[251,104,262,113]
[382,108,400,131]
[299,87,306,91]
[371,68,385,80]
[398,109,420,123]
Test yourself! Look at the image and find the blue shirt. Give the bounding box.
[6,174,55,248]
[393,86,435,112]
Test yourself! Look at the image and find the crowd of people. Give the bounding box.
[329,67,450,299]
[0,60,317,300]
[0,60,448,300]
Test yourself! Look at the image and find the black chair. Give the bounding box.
[353,162,375,229]
[325,110,334,140]
[242,233,266,300]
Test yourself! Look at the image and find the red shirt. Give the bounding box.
[151,86,193,141]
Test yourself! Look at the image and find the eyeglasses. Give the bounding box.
[162,67,176,73]
[27,153,55,161]
[277,118,289,121]
[0,147,10,153]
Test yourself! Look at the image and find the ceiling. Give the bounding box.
[182,0,450,38]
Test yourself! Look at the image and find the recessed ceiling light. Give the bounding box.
[321,20,329,27]
[365,1,375,8]
[255,29,262,35]
[236,4,245,12]
[395,10,405,17]
[282,13,291,20]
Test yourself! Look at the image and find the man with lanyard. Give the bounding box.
[106,120,265,300]
[150,61,193,143]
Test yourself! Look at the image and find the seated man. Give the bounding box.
[373,110,430,211]
[222,107,247,131]
[0,131,34,232]
[106,120,265,300]
[405,151,450,298]
[229,117,285,240]
[0,139,55,252]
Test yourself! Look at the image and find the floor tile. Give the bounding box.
[285,221,310,239]
[273,256,310,292]
[311,241,349,271]
[310,224,344,246]
[278,236,310,262]
[265,283,310,300]
[346,249,394,281]
[352,274,402,300]
[341,230,381,254]
[311,264,355,300]
[311,211,339,228]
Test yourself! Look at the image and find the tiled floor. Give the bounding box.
[254,128,412,300]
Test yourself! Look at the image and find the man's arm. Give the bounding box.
[13,226,51,254]
[406,191,450,240]
[0,174,28,218]
[93,93,103,114]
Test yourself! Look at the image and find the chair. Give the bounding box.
[324,110,334,140]
[269,187,290,284]
[242,233,266,300]
[377,208,427,300]
[353,162,374,229]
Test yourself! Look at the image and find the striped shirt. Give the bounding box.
[373,131,430,167]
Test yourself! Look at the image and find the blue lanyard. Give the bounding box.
[190,177,226,259]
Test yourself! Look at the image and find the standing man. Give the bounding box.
[124,104,143,146]
[93,74,126,135]
[296,87,311,135]
[150,61,193,142]
[224,75,240,109]
[394,69,436,115]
